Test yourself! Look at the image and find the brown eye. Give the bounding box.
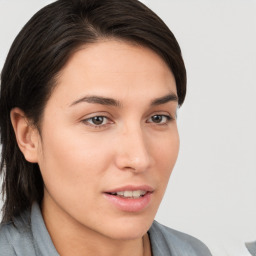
[83,116,110,127]
[91,116,105,125]
[151,115,163,123]
[147,115,171,124]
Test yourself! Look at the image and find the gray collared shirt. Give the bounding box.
[0,202,212,256]
[246,241,256,256]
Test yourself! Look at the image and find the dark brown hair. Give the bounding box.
[0,0,186,222]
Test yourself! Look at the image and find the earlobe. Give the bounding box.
[10,108,40,163]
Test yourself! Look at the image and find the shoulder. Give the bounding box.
[0,209,37,255]
[0,222,16,255]
[148,220,212,256]
[246,241,256,256]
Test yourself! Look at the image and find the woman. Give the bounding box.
[0,0,212,255]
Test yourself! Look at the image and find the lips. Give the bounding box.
[103,185,153,212]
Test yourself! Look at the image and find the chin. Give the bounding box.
[100,215,154,241]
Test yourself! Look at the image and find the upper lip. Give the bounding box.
[104,185,154,193]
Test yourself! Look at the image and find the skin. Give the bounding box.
[11,40,179,256]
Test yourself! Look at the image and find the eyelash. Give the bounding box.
[82,114,173,129]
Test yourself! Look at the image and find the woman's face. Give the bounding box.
[36,40,179,240]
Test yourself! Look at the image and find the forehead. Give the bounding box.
[50,40,176,105]
[67,40,170,70]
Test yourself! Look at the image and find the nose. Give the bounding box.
[114,125,153,173]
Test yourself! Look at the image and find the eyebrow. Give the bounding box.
[70,95,121,107]
[70,93,178,107]
[150,93,178,106]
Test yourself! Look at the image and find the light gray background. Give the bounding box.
[0,1,255,255]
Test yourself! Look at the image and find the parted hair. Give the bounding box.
[0,0,186,222]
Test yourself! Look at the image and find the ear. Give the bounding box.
[10,108,40,163]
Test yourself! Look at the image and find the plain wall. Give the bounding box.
[0,1,256,255]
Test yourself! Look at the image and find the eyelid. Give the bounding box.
[79,111,112,121]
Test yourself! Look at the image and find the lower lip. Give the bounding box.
[103,192,152,212]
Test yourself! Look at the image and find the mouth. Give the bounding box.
[105,190,148,199]
[103,186,153,212]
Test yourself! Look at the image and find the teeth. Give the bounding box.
[124,191,133,197]
[115,190,146,198]
[132,190,142,198]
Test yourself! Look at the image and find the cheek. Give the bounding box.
[37,124,113,205]
[152,130,179,186]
